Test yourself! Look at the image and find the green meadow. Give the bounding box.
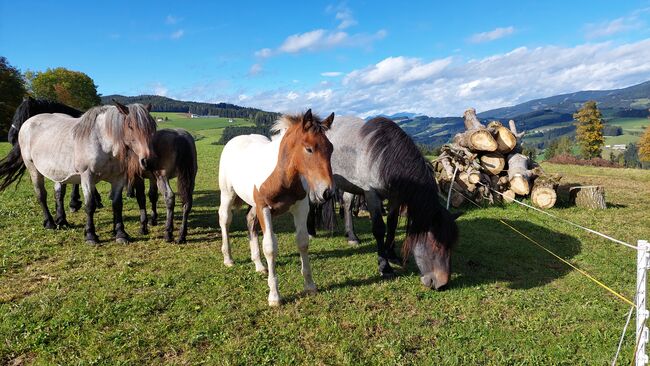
[1,117,650,364]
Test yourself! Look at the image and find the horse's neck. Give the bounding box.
[256,136,306,212]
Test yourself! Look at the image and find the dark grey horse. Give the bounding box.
[309,116,460,290]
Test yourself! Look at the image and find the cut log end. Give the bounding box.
[531,187,557,209]
[470,130,498,152]
[501,190,515,203]
[480,153,505,175]
[509,175,530,195]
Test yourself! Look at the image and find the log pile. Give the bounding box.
[434,108,562,209]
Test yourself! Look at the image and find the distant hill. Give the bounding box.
[101,95,273,119]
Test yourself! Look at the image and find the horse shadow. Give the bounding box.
[308,216,581,293]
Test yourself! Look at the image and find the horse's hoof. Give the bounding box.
[304,285,318,295]
[223,260,235,267]
[255,266,268,275]
[69,206,79,213]
[387,255,403,266]
[116,237,129,244]
[139,227,149,235]
[175,238,187,244]
[43,220,56,230]
[380,271,396,280]
[308,234,315,240]
[347,240,360,246]
[149,218,158,226]
[56,219,71,229]
[268,298,282,307]
[86,236,100,245]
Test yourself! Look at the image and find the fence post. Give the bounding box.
[637,240,650,366]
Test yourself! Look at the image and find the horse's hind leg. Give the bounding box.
[133,177,148,235]
[218,189,235,266]
[342,192,360,245]
[291,199,317,294]
[69,184,82,212]
[29,169,55,229]
[365,190,394,278]
[54,182,70,228]
[80,172,99,244]
[148,179,159,226]
[110,180,130,244]
[157,177,175,243]
[246,207,266,273]
[177,182,193,244]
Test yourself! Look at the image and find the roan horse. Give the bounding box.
[309,116,460,290]
[218,109,335,306]
[130,128,198,243]
[0,101,157,244]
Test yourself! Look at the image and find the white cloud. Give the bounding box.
[231,38,650,117]
[170,29,185,40]
[335,8,357,29]
[279,29,327,53]
[321,71,343,77]
[469,26,515,43]
[255,48,273,58]
[585,15,644,39]
[148,82,168,97]
[249,63,263,76]
[165,15,182,25]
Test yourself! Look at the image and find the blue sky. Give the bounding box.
[2,1,650,116]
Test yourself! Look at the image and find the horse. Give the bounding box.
[129,128,197,243]
[0,101,157,244]
[218,109,335,306]
[8,97,103,214]
[308,116,460,290]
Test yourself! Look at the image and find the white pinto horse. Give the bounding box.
[218,109,334,306]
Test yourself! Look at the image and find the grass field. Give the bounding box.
[1,118,650,364]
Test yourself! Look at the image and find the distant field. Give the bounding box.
[606,117,649,133]
[151,112,254,132]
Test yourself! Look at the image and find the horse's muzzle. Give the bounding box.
[140,158,148,169]
[421,273,448,291]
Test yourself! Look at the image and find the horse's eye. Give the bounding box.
[305,146,313,154]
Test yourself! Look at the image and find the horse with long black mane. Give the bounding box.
[0,100,157,244]
[130,128,197,243]
[8,97,102,213]
[218,109,335,306]
[309,116,460,290]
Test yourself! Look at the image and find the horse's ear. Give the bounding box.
[451,211,463,221]
[302,108,313,131]
[322,112,335,129]
[112,99,129,115]
[145,103,152,112]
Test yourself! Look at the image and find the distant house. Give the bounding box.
[228,118,234,123]
[156,118,163,122]
[612,144,627,151]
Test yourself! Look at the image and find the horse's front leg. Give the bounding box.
[384,199,403,266]
[148,178,159,226]
[246,207,266,273]
[157,176,175,242]
[342,192,360,245]
[28,169,55,229]
[258,206,281,306]
[69,184,82,212]
[365,190,393,278]
[110,179,130,244]
[80,172,99,244]
[132,177,148,235]
[53,182,70,228]
[291,199,317,294]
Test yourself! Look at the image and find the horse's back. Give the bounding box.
[219,133,278,206]
[19,114,80,183]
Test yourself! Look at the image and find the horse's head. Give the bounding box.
[407,210,461,290]
[283,109,335,203]
[113,100,157,170]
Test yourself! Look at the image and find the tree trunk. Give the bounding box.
[480,152,506,175]
[507,153,533,195]
[455,108,498,152]
[530,171,561,209]
[487,121,517,154]
[569,186,606,209]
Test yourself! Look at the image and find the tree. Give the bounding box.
[639,114,650,163]
[623,143,641,168]
[27,67,100,110]
[0,57,27,140]
[573,101,605,159]
[544,136,573,160]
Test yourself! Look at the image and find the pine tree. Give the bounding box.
[639,115,650,162]
[573,101,605,159]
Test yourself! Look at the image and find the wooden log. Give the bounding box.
[569,186,606,209]
[501,189,516,203]
[480,152,506,175]
[508,119,525,139]
[507,153,534,195]
[530,170,561,209]
[454,108,498,152]
[487,121,517,154]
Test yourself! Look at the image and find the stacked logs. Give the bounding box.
[434,108,562,209]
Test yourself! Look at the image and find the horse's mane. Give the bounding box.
[270,112,329,136]
[8,97,82,145]
[360,117,458,256]
[73,104,156,182]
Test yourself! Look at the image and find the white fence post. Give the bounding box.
[637,240,650,366]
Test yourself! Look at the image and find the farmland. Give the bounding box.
[1,118,650,364]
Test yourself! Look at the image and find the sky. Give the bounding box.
[2,1,650,117]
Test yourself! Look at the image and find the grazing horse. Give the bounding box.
[218,109,334,306]
[8,97,103,213]
[130,128,198,243]
[309,116,460,289]
[0,101,157,244]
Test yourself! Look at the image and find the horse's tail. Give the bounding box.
[8,98,33,145]
[0,135,26,191]
[175,135,197,204]
[320,195,337,233]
